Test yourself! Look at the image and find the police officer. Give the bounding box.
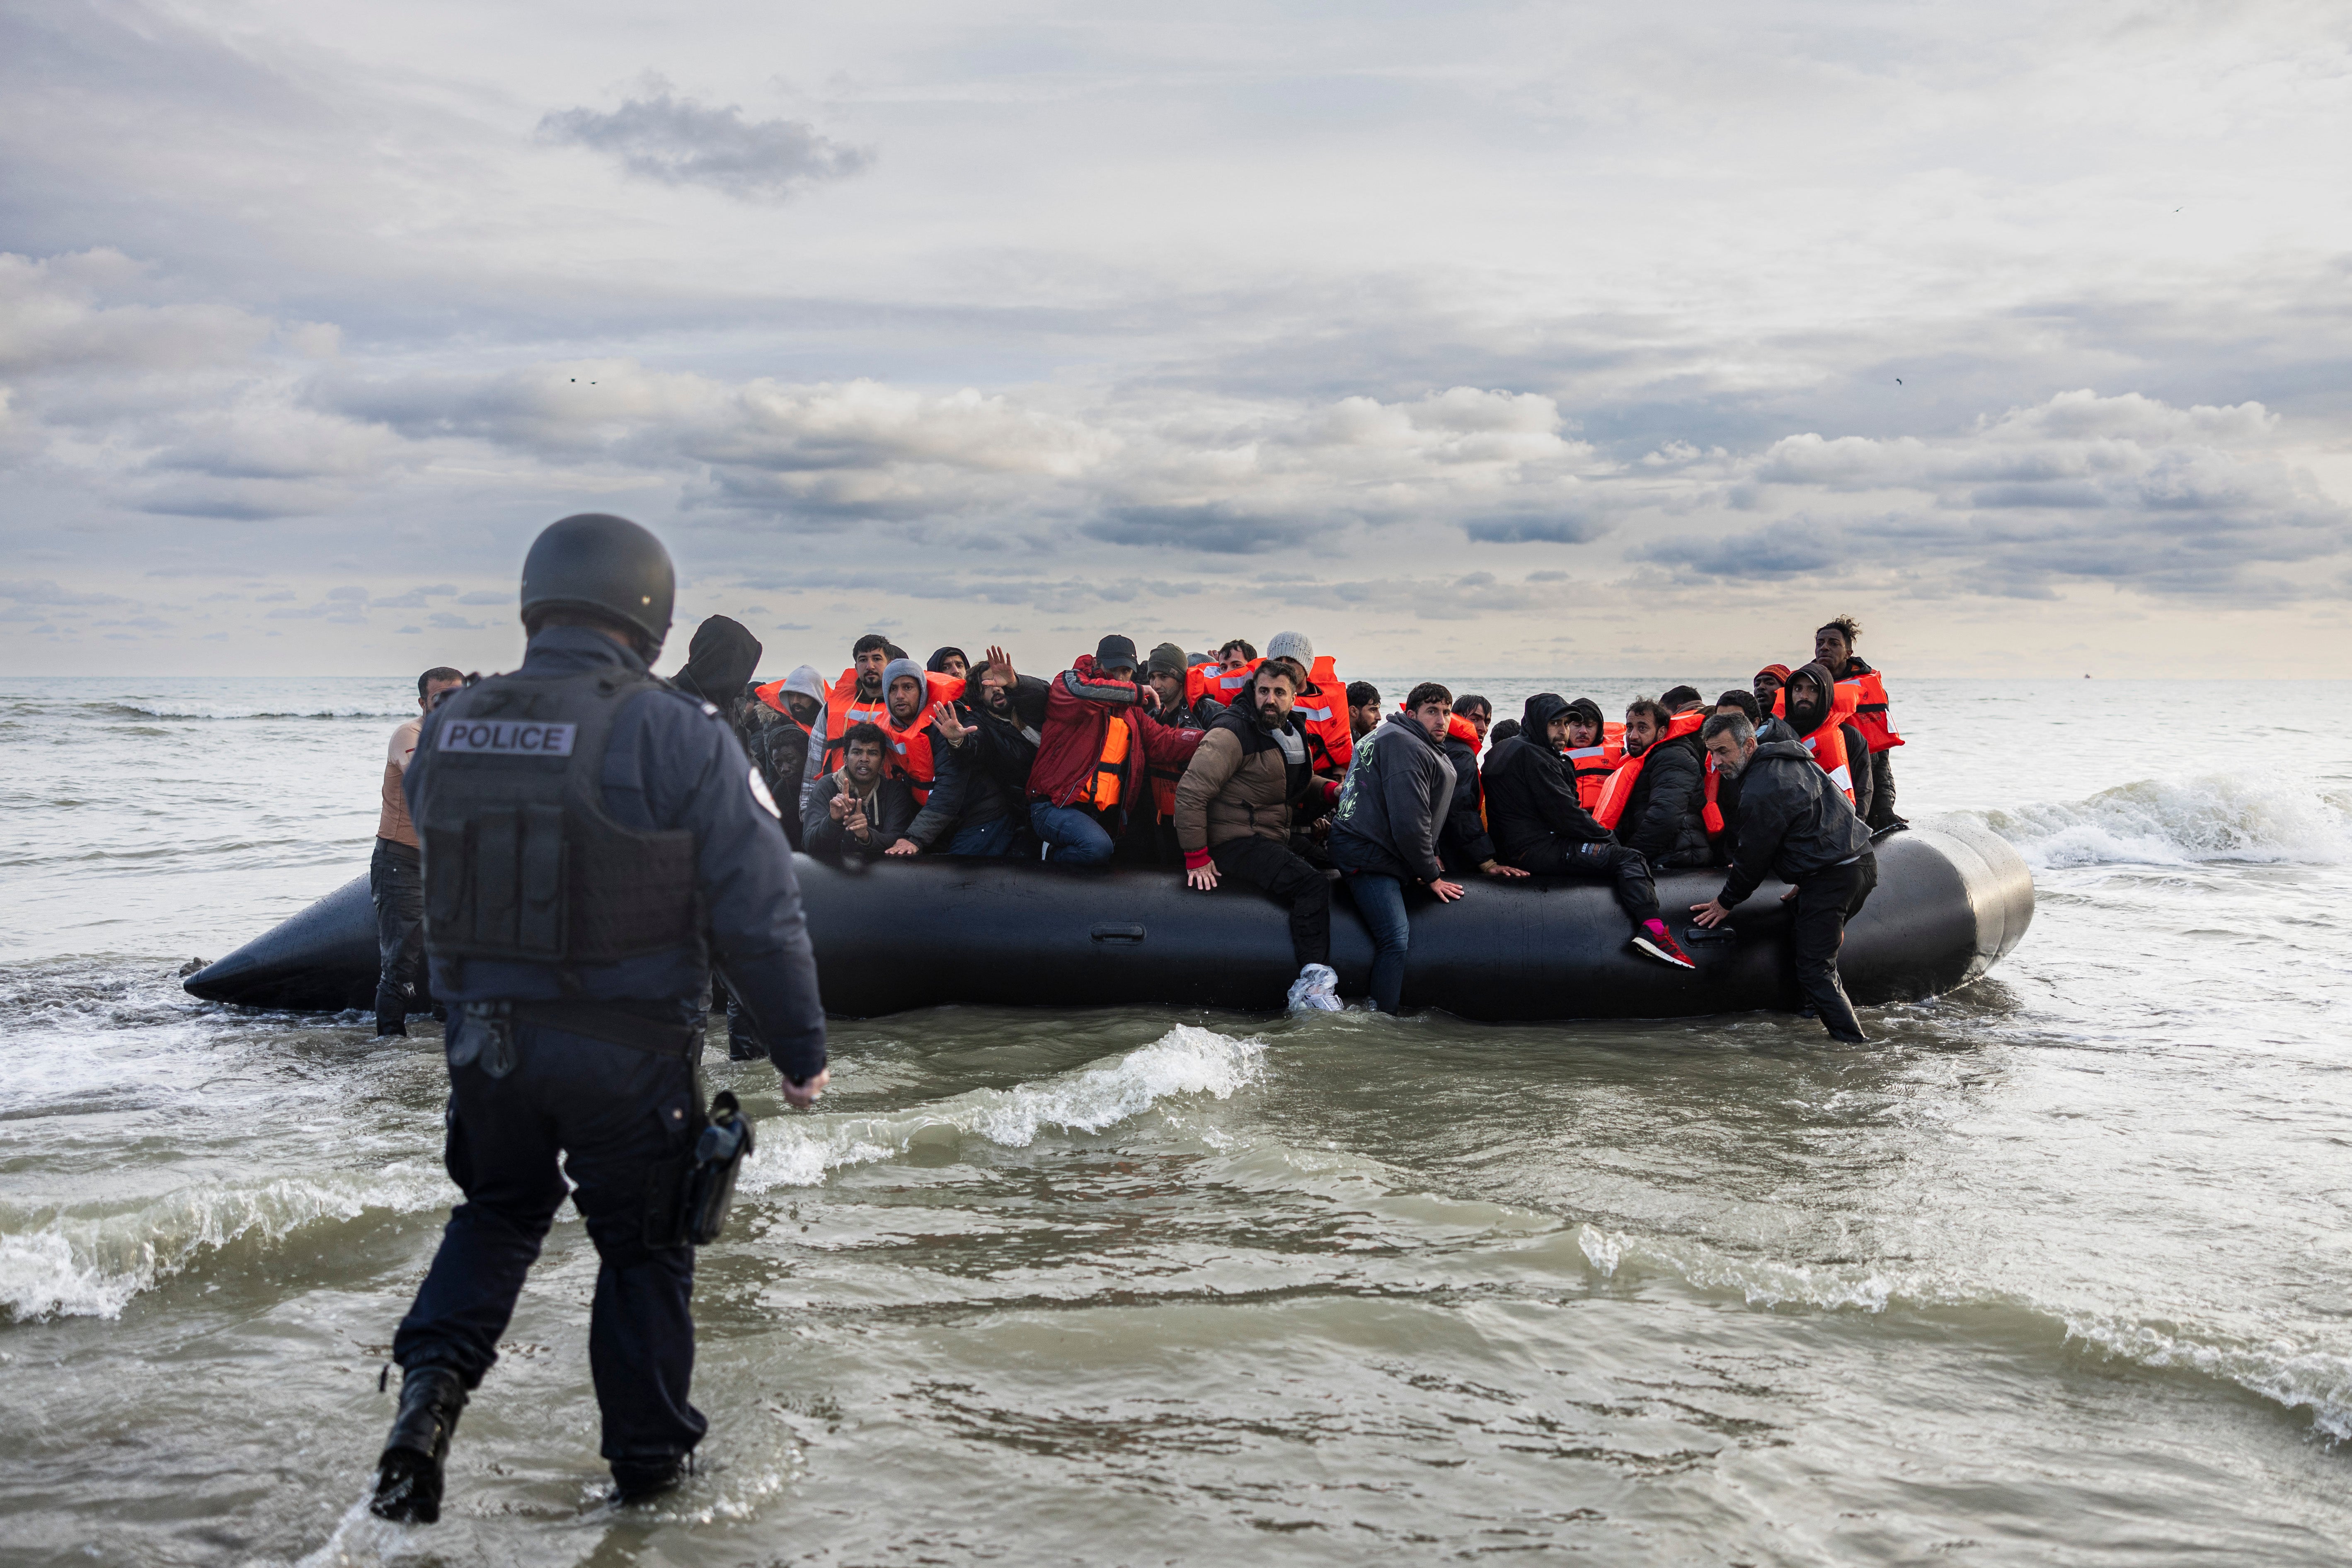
[368,514,827,1524]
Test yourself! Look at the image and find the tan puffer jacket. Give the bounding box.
[1175,724,1298,854]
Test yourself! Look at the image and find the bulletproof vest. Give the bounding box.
[416,667,698,974]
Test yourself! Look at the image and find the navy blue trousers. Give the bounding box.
[392,1019,707,1483]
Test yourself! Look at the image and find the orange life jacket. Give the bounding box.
[1838,667,1903,752]
[1593,711,1704,831]
[1566,721,1626,812]
[1703,754,1725,835]
[1189,658,1261,710]
[753,679,816,736]
[1291,656,1354,776]
[1071,710,1134,810]
[879,673,969,806]
[820,668,892,775]
[1799,715,1856,801]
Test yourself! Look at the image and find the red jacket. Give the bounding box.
[1027,654,1201,814]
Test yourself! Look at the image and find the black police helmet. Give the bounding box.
[518,514,675,650]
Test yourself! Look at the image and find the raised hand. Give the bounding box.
[931,700,969,746]
[986,645,1015,686]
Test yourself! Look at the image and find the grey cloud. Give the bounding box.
[538,80,870,201]
[455,590,507,605]
[1083,503,1307,555]
[1462,511,1609,545]
[428,611,485,630]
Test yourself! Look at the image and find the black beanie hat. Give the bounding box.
[1095,634,1138,670]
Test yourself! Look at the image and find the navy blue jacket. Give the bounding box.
[408,626,827,1080]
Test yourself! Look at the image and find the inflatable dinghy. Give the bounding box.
[183,819,2030,1023]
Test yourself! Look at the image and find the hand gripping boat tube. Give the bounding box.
[184,819,2031,1023]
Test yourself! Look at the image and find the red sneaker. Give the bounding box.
[1631,919,1697,970]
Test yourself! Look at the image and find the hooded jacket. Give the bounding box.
[1328,711,1453,883]
[1783,660,1874,824]
[1620,716,1712,868]
[1480,693,1612,864]
[753,663,833,815]
[1436,713,1495,872]
[672,615,763,710]
[1027,653,1200,819]
[1173,700,1330,862]
[1715,739,1875,906]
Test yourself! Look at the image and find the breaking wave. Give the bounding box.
[1575,1224,2351,1442]
[0,1166,452,1323]
[745,1025,1268,1191]
[1954,775,2352,869]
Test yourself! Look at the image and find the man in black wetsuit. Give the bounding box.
[369,514,827,1523]
[1691,710,1878,1043]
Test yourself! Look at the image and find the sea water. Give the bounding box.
[0,674,2346,1565]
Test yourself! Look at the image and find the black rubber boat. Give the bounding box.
[183,819,2030,1023]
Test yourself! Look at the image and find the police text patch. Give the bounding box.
[438,720,577,756]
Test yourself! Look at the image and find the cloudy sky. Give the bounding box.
[4,0,2349,679]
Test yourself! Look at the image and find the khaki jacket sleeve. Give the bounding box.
[1174,728,1244,857]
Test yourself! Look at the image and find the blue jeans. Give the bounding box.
[946,813,1019,858]
[1029,801,1114,866]
[1346,872,1412,1013]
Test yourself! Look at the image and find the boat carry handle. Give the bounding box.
[1090,923,1147,945]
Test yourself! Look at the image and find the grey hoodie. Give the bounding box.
[784,663,835,814]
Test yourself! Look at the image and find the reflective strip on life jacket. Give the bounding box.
[1799,719,1856,802]
[1199,659,1261,708]
[1073,711,1134,810]
[1839,667,1903,752]
[1294,656,1353,775]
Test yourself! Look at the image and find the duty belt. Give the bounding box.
[463,998,700,1063]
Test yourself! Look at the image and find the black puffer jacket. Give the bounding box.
[1481,693,1611,864]
[1437,717,1494,872]
[1716,740,1875,906]
[950,674,1050,816]
[1621,725,1712,868]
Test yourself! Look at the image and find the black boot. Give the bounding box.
[370,1366,468,1524]
[611,1454,691,1506]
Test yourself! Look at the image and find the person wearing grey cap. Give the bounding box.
[1262,629,1352,779]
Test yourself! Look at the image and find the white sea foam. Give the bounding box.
[0,1166,453,1322]
[1957,775,2352,869]
[2064,1314,2352,1443]
[743,1024,1267,1192]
